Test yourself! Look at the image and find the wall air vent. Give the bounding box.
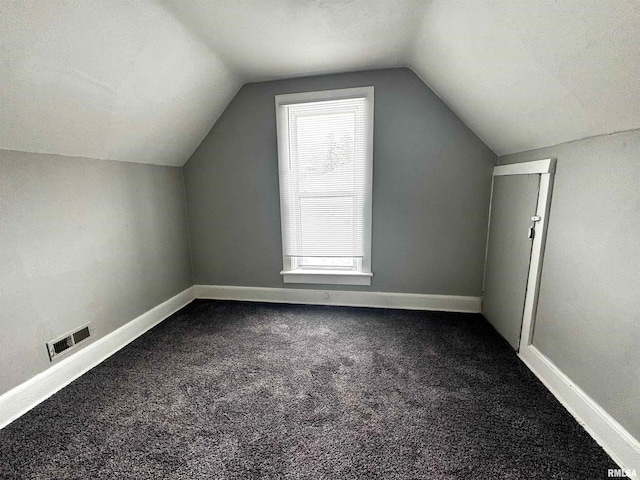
[47,324,93,361]
[72,326,91,344]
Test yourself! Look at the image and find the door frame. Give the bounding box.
[484,158,556,350]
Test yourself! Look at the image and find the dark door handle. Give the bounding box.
[528,226,535,239]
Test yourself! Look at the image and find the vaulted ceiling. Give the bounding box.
[2,0,639,166]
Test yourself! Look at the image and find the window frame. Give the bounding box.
[275,86,374,286]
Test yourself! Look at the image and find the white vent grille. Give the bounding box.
[47,324,92,361]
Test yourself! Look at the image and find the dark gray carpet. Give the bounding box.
[0,300,616,479]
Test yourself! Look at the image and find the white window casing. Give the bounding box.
[275,87,374,285]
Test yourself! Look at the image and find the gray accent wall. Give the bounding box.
[0,150,192,396]
[184,68,496,295]
[499,129,640,440]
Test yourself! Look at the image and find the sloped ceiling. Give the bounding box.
[0,0,240,167]
[411,0,640,156]
[2,0,639,165]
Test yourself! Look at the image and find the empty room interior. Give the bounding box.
[1,1,639,478]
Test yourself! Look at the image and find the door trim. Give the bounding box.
[493,158,554,176]
[485,158,556,350]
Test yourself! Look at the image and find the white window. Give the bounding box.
[275,87,374,286]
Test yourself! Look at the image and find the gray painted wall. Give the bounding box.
[0,150,192,395]
[499,129,640,440]
[184,68,496,295]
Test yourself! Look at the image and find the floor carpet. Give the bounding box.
[0,300,616,479]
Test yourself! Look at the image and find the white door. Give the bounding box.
[483,174,539,349]
[482,160,555,351]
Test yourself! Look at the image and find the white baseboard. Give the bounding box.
[194,285,482,313]
[3,283,637,477]
[519,345,640,473]
[0,286,195,430]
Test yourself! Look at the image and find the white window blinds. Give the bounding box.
[277,93,370,258]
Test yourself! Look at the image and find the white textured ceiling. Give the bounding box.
[2,0,640,165]
[160,0,428,81]
[411,0,640,156]
[0,0,240,167]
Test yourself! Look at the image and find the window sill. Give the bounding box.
[280,270,372,286]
